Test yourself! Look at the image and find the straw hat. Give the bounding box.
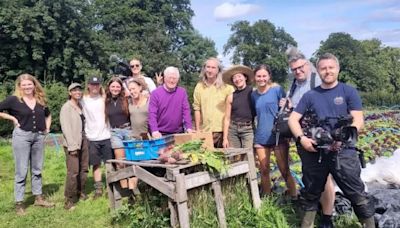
[222,65,254,86]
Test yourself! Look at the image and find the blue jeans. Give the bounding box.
[228,122,254,148]
[110,127,131,149]
[12,127,46,202]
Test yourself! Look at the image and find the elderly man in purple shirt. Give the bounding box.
[149,66,193,138]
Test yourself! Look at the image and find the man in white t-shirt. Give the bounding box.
[81,75,112,199]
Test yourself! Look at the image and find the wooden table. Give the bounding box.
[105,148,261,228]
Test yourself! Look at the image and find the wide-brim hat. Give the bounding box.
[222,65,254,86]
[68,82,82,91]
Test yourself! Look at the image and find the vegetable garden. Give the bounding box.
[0,109,398,227]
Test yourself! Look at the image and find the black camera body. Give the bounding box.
[301,110,358,149]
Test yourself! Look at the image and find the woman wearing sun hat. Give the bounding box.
[222,65,255,149]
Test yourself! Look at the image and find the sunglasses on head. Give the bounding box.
[130,64,140,68]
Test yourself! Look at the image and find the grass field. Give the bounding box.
[0,140,297,228]
[0,142,116,228]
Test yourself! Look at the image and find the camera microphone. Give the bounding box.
[109,54,123,63]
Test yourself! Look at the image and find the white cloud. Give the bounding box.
[369,7,400,22]
[213,2,259,21]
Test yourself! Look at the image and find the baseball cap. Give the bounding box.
[68,82,82,91]
[88,76,103,84]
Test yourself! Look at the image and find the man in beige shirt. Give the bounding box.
[193,57,234,148]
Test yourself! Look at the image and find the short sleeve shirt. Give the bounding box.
[0,96,50,132]
[294,82,362,131]
[193,82,234,132]
[251,86,285,146]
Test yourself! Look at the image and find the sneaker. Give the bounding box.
[34,195,55,208]
[64,200,76,211]
[15,202,26,216]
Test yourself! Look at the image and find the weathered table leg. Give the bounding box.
[212,181,227,228]
[246,149,261,209]
[175,174,190,228]
[106,162,116,209]
[168,199,179,228]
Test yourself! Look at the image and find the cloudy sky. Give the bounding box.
[191,0,400,65]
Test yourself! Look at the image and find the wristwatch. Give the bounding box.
[296,135,304,144]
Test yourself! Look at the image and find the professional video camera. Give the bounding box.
[301,109,358,149]
[109,54,132,79]
[300,109,366,168]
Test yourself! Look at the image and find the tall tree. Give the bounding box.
[0,0,102,83]
[223,19,297,83]
[90,0,197,79]
[314,32,361,84]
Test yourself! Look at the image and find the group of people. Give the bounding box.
[0,53,375,227]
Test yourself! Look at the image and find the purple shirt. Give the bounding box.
[148,86,193,134]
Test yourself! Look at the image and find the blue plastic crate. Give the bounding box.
[123,135,175,161]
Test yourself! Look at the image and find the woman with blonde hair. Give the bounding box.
[128,77,149,139]
[0,73,54,215]
[251,65,297,198]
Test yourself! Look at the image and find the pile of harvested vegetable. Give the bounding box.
[157,140,230,174]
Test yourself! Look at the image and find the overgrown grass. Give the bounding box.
[0,143,367,227]
[0,144,117,228]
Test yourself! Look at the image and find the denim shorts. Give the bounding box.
[110,127,132,149]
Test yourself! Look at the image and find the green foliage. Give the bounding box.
[0,81,15,137]
[44,82,68,132]
[223,19,297,84]
[0,0,103,83]
[315,32,400,106]
[174,140,230,173]
[111,187,170,227]
[223,177,293,228]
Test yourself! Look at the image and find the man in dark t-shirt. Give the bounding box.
[288,53,375,228]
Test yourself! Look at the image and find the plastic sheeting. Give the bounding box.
[361,148,400,228]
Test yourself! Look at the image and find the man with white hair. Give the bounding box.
[148,66,193,138]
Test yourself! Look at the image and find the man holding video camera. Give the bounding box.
[288,53,375,228]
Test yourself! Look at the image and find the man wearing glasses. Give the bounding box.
[128,58,157,94]
[282,49,336,228]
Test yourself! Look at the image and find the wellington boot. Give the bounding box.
[15,202,26,216]
[360,217,375,228]
[34,195,55,208]
[301,211,317,228]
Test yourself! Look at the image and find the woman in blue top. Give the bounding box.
[251,64,297,197]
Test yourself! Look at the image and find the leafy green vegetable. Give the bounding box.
[174,140,230,174]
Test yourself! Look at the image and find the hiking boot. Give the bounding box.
[79,193,88,201]
[64,200,76,211]
[93,182,103,200]
[34,195,55,208]
[15,202,26,216]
